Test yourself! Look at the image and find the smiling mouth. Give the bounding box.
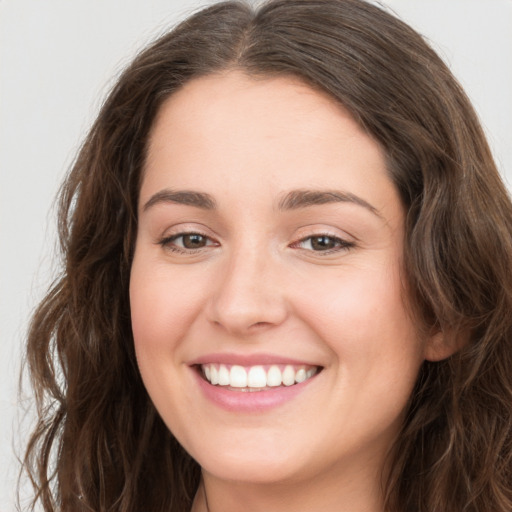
[198,363,321,391]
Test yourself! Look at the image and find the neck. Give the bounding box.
[191,459,387,512]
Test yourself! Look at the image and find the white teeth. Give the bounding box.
[201,363,319,389]
[247,366,267,387]
[210,365,219,385]
[295,368,307,383]
[282,365,295,386]
[230,365,248,387]
[218,364,230,385]
[267,365,282,387]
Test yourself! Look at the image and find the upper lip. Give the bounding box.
[189,352,322,367]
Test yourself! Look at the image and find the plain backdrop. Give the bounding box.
[1,0,511,509]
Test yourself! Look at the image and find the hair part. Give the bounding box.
[23,1,512,511]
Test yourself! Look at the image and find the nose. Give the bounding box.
[206,246,289,336]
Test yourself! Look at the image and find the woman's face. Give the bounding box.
[130,72,434,486]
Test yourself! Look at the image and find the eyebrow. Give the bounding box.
[143,189,217,212]
[277,189,381,217]
[142,187,381,218]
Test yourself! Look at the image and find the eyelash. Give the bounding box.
[158,231,354,256]
[290,234,354,254]
[158,232,216,254]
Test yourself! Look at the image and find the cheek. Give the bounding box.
[129,253,209,432]
[129,254,206,362]
[292,260,422,373]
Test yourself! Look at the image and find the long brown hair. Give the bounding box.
[23,1,512,510]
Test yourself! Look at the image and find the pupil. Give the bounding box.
[311,236,335,250]
[183,234,206,249]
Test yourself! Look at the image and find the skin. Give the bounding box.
[130,71,443,512]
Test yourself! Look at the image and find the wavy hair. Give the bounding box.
[23,0,512,510]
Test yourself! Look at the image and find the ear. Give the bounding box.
[423,330,463,362]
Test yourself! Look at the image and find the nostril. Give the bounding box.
[250,321,271,328]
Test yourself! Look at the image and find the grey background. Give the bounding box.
[1,0,511,509]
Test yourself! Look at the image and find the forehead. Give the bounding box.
[146,72,363,161]
[141,71,399,222]
[150,71,351,130]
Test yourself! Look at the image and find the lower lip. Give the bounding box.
[192,368,319,412]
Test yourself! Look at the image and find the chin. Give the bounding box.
[185,435,306,484]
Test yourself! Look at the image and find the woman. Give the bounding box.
[23,0,512,511]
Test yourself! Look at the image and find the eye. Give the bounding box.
[159,232,217,253]
[293,234,353,253]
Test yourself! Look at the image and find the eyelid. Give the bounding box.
[289,230,355,255]
[156,222,218,242]
[169,232,216,245]
[155,224,354,256]
[157,226,220,254]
